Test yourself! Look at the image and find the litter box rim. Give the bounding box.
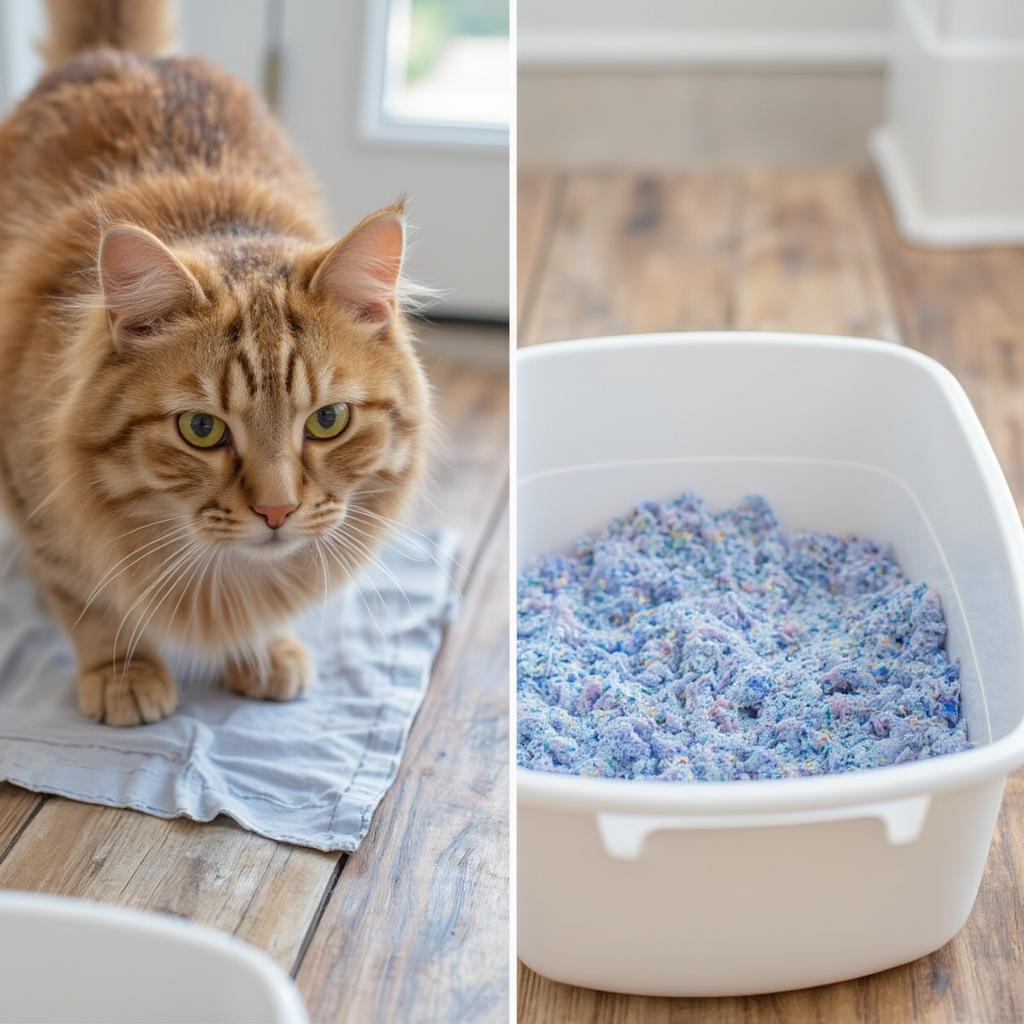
[516,332,1024,816]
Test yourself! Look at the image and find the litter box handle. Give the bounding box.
[595,795,931,860]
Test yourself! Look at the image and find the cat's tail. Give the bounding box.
[40,0,176,68]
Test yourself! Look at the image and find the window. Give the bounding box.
[363,0,509,148]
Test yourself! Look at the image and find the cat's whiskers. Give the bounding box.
[124,539,212,672]
[25,478,71,523]
[210,554,250,669]
[2,4,433,723]
[162,542,220,651]
[170,543,220,660]
[112,538,204,676]
[346,503,453,558]
[83,520,193,593]
[345,503,463,590]
[331,540,410,649]
[352,468,442,516]
[325,522,414,618]
[339,512,444,598]
[413,489,444,516]
[313,538,331,635]
[110,514,191,543]
[73,523,195,630]
[341,524,457,604]
[114,538,205,673]
[319,534,391,646]
[206,548,224,624]
[350,486,395,501]
[321,527,411,655]
[224,560,253,660]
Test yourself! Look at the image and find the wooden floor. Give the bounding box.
[0,321,510,1024]
[517,167,1024,1024]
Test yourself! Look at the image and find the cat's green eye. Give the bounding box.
[177,411,228,448]
[305,403,350,440]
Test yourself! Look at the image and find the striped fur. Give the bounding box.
[0,2,431,725]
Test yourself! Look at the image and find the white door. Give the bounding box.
[0,0,510,320]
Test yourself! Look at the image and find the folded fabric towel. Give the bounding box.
[0,524,459,851]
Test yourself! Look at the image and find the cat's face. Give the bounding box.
[68,207,428,570]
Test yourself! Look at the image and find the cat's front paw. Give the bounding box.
[78,659,178,726]
[225,634,313,702]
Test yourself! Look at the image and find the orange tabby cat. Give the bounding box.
[0,0,431,725]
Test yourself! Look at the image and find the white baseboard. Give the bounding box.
[517,29,891,72]
[870,0,1024,249]
[870,128,1024,247]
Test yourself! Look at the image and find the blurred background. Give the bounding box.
[519,0,1022,247]
[520,0,890,168]
[0,0,510,320]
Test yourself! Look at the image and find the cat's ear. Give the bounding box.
[307,206,405,326]
[98,225,207,344]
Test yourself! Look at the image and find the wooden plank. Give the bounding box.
[864,169,1024,511]
[297,510,509,1024]
[0,328,508,998]
[517,171,560,333]
[412,336,509,581]
[517,168,1024,1022]
[863,168,1024,372]
[520,171,736,346]
[734,168,900,341]
[0,800,335,972]
[0,784,42,860]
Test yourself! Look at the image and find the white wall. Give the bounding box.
[918,0,1024,39]
[278,0,507,319]
[520,0,891,35]
[518,0,894,166]
[519,0,893,69]
[0,0,44,105]
[871,0,1024,245]
[0,0,507,319]
[0,0,266,108]
[179,0,270,90]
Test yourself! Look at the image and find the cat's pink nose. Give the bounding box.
[252,504,298,529]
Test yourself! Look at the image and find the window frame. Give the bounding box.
[359,0,509,151]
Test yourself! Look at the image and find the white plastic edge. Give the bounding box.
[871,128,1024,248]
[358,0,508,152]
[597,795,931,860]
[516,332,1024,815]
[0,891,309,1024]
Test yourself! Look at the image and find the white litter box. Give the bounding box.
[516,333,1024,996]
[0,892,308,1023]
